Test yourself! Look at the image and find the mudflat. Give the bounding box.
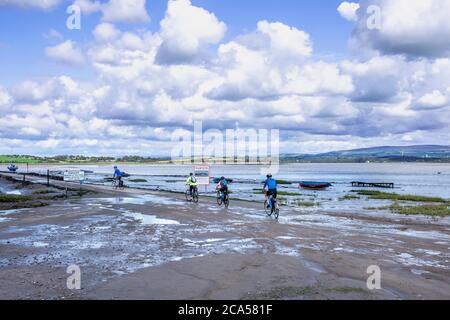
[0,173,449,300]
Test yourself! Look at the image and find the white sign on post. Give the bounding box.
[194,166,210,186]
[64,170,85,183]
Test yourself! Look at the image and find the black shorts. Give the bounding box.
[219,186,228,194]
[266,189,277,199]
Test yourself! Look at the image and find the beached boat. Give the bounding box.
[299,181,332,190]
[7,164,18,172]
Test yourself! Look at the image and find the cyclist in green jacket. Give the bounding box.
[186,173,198,196]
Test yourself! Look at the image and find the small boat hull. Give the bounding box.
[299,181,332,190]
[7,165,18,172]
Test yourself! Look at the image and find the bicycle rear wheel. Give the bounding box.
[216,192,223,206]
[264,200,272,217]
[224,194,229,208]
[273,207,279,220]
[192,189,199,203]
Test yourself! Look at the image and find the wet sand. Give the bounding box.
[0,172,449,300]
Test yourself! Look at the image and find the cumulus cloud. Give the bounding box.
[0,0,61,10]
[102,0,150,23]
[337,2,360,22]
[250,21,313,58]
[353,0,450,58]
[0,87,11,104]
[45,40,84,65]
[2,0,450,155]
[73,0,150,23]
[93,23,120,42]
[156,0,226,64]
[416,90,448,109]
[73,0,102,14]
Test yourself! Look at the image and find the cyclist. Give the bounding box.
[113,166,123,187]
[216,176,229,199]
[263,174,277,209]
[186,173,198,196]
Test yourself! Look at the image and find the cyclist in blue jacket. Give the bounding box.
[263,174,277,208]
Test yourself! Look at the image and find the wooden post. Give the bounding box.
[26,163,29,174]
[47,169,50,187]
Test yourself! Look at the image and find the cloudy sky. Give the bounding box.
[0,0,449,156]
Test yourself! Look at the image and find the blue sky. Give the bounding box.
[0,0,450,156]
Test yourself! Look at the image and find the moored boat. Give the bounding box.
[299,181,332,190]
[7,164,18,172]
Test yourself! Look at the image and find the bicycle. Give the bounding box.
[112,178,125,190]
[185,186,199,203]
[264,194,279,219]
[216,190,230,208]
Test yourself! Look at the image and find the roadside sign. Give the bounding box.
[64,170,85,182]
[194,166,210,185]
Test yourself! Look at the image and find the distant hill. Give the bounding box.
[281,145,450,163]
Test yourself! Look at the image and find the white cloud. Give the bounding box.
[36,139,60,148]
[102,0,150,23]
[45,40,84,65]
[354,0,450,58]
[11,76,80,103]
[156,0,226,64]
[73,0,150,23]
[73,0,102,14]
[246,21,313,58]
[417,90,448,109]
[20,127,41,137]
[0,87,12,107]
[0,0,61,10]
[3,0,450,155]
[43,29,63,41]
[93,23,120,42]
[337,2,360,21]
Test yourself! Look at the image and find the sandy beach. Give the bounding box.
[0,172,449,300]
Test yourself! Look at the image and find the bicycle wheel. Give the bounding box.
[274,208,280,220]
[264,200,272,217]
[216,191,223,206]
[224,194,229,208]
[185,189,192,202]
[192,188,199,203]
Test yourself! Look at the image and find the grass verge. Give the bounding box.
[0,194,33,203]
[351,190,448,203]
[129,179,148,183]
[388,203,450,217]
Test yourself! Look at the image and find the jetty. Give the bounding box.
[351,181,394,189]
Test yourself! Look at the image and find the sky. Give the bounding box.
[0,0,449,157]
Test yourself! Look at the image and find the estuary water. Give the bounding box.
[14,163,450,214]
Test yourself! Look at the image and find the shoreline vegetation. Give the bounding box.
[1,154,450,165]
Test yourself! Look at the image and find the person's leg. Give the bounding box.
[273,189,278,209]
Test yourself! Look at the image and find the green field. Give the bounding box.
[0,156,42,164]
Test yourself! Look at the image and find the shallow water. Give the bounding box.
[24,163,450,214]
